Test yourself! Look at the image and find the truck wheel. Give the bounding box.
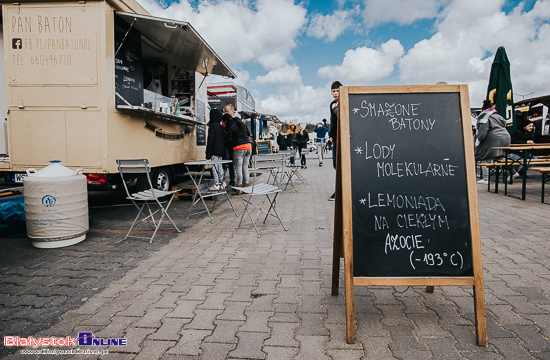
[153,167,172,192]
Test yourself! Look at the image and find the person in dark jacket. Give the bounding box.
[474,100,510,184]
[224,113,252,193]
[328,80,342,201]
[206,109,227,190]
[508,119,537,176]
[511,119,536,144]
[296,125,309,168]
[313,121,329,166]
[277,133,288,151]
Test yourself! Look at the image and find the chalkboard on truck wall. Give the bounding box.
[331,85,486,346]
[114,15,144,107]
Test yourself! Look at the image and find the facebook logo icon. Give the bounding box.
[12,38,22,49]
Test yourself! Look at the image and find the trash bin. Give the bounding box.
[23,160,88,248]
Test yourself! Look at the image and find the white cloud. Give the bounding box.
[257,84,329,124]
[307,10,354,42]
[137,0,307,70]
[398,0,550,106]
[362,0,449,28]
[253,65,302,88]
[317,39,404,84]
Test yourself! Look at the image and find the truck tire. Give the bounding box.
[152,167,173,192]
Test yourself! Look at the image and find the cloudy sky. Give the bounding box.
[136,0,550,124]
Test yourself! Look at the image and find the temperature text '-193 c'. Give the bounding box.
[409,251,463,270]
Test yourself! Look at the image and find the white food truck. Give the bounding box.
[0,0,235,191]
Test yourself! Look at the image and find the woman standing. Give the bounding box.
[205,108,226,190]
[223,113,252,194]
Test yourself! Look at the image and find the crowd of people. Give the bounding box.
[205,80,342,202]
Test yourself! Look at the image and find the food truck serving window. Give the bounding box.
[114,11,235,125]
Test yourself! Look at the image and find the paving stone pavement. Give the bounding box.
[2,151,550,359]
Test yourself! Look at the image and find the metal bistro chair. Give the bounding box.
[278,149,308,189]
[117,159,181,243]
[232,154,288,237]
[268,151,298,191]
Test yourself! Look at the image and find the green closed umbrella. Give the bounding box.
[486,46,515,132]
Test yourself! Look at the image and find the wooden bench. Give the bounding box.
[477,162,507,193]
[478,159,550,194]
[529,167,550,204]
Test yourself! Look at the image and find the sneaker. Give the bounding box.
[328,193,335,201]
[221,182,227,188]
[210,184,220,191]
[319,163,323,167]
[477,179,489,185]
[513,172,520,178]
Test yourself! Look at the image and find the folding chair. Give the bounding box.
[268,151,298,191]
[279,149,308,187]
[232,155,288,237]
[117,159,181,243]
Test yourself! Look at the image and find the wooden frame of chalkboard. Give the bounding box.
[256,140,272,155]
[331,85,487,346]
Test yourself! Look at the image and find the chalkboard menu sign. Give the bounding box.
[114,15,143,107]
[256,140,272,155]
[332,85,486,346]
[349,92,472,277]
[196,125,206,146]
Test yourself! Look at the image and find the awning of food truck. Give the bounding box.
[116,11,236,78]
[515,95,550,109]
[257,113,281,123]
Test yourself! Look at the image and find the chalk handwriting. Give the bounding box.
[384,233,424,254]
[389,118,436,131]
[365,193,446,211]
[364,142,395,160]
[360,102,420,118]
[396,213,449,230]
[376,161,458,177]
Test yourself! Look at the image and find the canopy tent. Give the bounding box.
[486,46,515,132]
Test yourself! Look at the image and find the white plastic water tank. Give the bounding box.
[23,160,89,248]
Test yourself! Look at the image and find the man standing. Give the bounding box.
[313,121,329,166]
[328,81,342,201]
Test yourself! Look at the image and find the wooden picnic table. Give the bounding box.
[492,144,550,200]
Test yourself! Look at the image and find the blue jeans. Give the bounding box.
[508,152,535,173]
[233,149,252,186]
